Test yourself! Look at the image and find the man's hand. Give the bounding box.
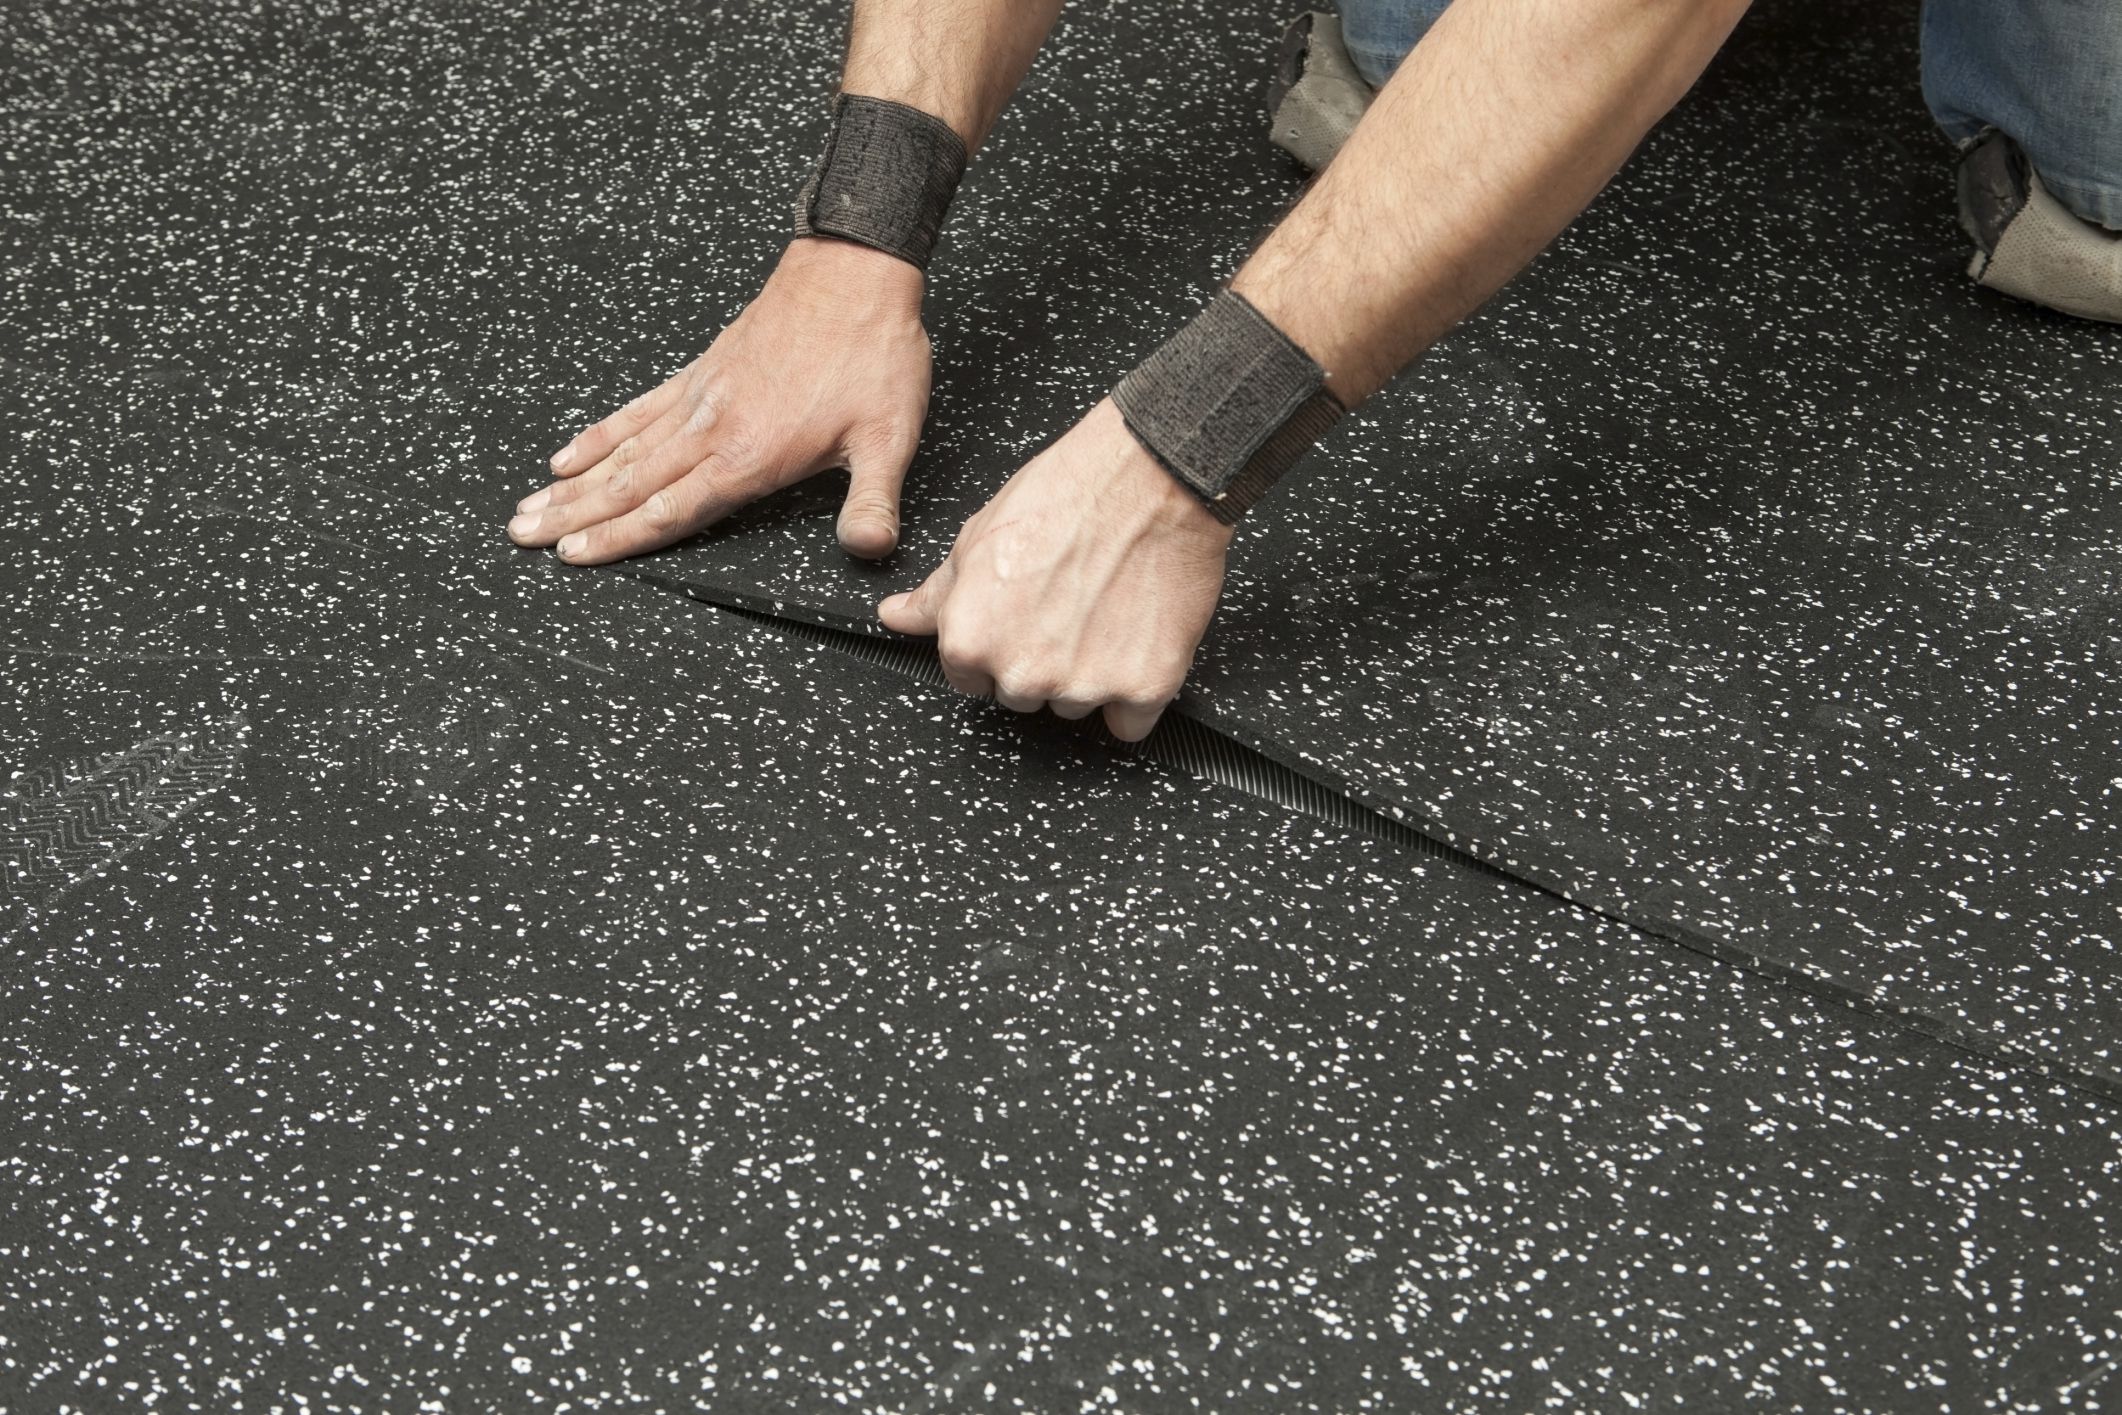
[509,237,930,563]
[877,398,1234,741]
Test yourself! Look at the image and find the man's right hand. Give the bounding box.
[508,236,931,563]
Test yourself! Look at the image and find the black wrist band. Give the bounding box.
[793,93,968,272]
[1112,291,1344,524]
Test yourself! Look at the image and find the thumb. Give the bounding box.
[836,425,914,559]
[878,557,954,637]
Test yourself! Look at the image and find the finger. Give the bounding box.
[515,406,690,544]
[836,422,916,560]
[992,679,1048,715]
[511,420,708,546]
[877,558,956,637]
[943,666,994,699]
[549,372,690,477]
[553,455,760,565]
[1046,695,1099,721]
[571,394,695,493]
[934,621,996,700]
[1102,696,1172,743]
[513,465,607,518]
[508,466,621,545]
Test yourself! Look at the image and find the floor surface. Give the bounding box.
[3,0,2119,1409]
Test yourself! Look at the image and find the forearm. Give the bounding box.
[1233,0,1750,406]
[841,0,1066,151]
[870,0,1751,734]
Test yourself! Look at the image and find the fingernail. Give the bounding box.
[508,512,542,538]
[556,533,585,559]
[517,487,551,513]
[550,442,579,475]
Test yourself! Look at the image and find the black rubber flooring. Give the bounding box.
[616,0,2121,1088]
[4,0,2120,1409]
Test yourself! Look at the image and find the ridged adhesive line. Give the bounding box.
[720,604,1507,875]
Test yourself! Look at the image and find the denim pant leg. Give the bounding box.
[1336,0,1456,89]
[1922,0,2122,229]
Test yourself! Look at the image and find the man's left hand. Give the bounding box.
[878,398,1233,741]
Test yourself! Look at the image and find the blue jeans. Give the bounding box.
[1336,0,2122,230]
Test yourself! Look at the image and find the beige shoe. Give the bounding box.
[1958,130,2122,324]
[1266,12,1375,173]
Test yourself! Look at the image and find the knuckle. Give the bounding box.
[695,444,750,491]
[706,419,758,466]
[682,382,725,435]
[936,637,987,677]
[643,488,690,531]
[996,663,1059,700]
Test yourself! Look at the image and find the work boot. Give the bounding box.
[1266,12,1375,173]
[1957,129,2122,324]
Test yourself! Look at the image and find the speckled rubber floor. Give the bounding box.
[5,0,2122,1409]
[14,0,2106,1085]
[6,367,2121,1411]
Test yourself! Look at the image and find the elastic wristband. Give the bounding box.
[1112,291,1344,524]
[794,94,968,271]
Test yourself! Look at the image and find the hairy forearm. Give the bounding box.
[1233,0,1751,406]
[843,0,1066,151]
